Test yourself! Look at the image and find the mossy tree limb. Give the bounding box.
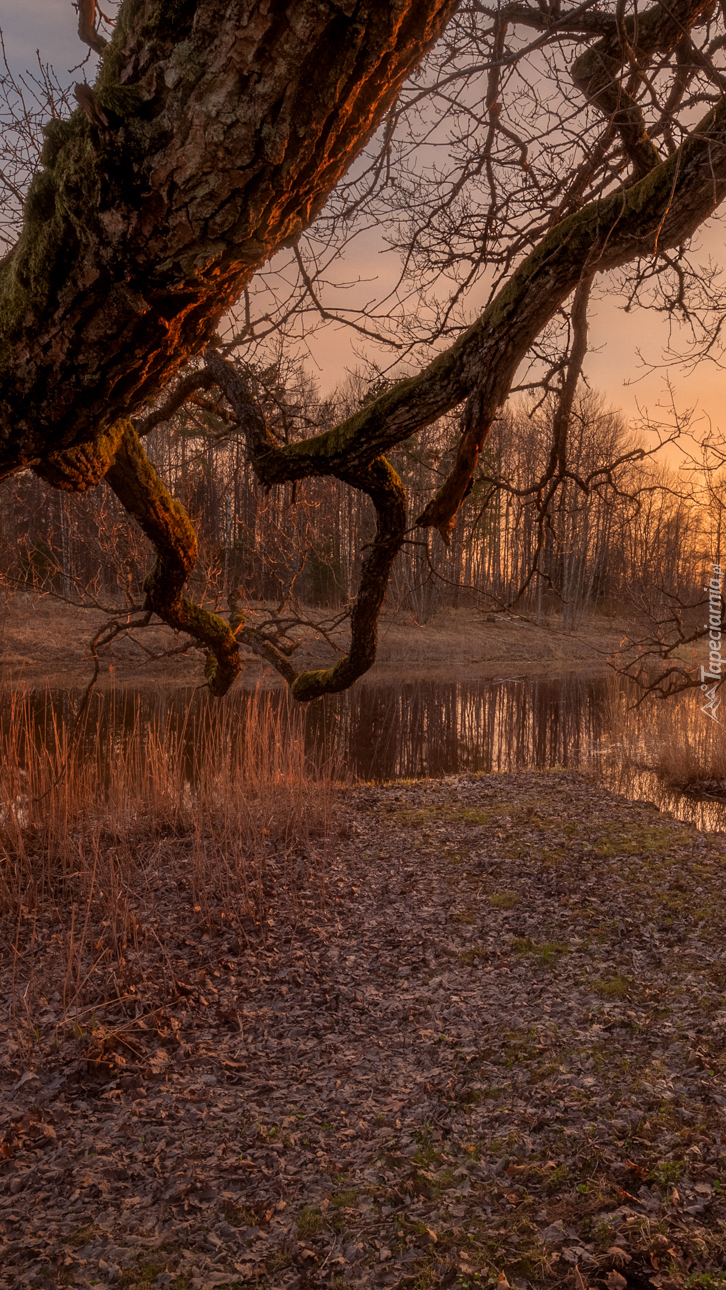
[33,422,128,492]
[505,0,712,180]
[104,422,241,696]
[6,0,726,701]
[31,76,726,702]
[202,92,726,689]
[290,457,406,701]
[570,0,712,180]
[208,349,406,699]
[214,95,726,524]
[204,77,726,684]
[414,388,489,544]
[33,413,241,694]
[0,0,459,699]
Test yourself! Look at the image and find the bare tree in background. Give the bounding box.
[2,0,726,698]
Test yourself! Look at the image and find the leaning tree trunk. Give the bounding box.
[0,0,458,475]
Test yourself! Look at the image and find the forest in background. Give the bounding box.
[0,364,720,641]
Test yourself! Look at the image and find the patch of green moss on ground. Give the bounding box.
[511,936,569,966]
[593,822,692,856]
[489,891,519,909]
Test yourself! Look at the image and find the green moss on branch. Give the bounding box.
[247,93,726,497]
[105,422,241,696]
[34,422,127,491]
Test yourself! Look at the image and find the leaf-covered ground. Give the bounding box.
[2,770,726,1290]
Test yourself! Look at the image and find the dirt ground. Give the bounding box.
[2,770,726,1289]
[0,595,627,689]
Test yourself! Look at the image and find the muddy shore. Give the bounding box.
[0,595,627,689]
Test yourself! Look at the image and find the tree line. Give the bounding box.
[0,364,713,639]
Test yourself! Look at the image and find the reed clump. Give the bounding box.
[0,684,336,1028]
[651,714,726,795]
[608,682,726,797]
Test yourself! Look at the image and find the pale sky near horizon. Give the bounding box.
[3,0,726,446]
[1,0,83,74]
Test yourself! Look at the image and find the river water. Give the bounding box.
[6,670,726,831]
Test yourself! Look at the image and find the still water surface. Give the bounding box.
[8,671,726,831]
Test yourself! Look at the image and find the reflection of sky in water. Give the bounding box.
[2,673,725,832]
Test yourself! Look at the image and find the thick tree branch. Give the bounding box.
[571,0,711,180]
[290,457,407,700]
[6,0,726,703]
[239,97,726,505]
[78,0,108,56]
[207,351,406,699]
[197,104,726,671]
[0,0,459,476]
[415,388,488,542]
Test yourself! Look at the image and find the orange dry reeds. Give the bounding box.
[0,683,337,1025]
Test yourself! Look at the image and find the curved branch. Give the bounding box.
[206,352,406,698]
[571,0,712,181]
[135,369,216,437]
[78,0,108,55]
[415,388,488,542]
[0,0,459,477]
[290,456,407,701]
[104,422,241,696]
[548,272,594,480]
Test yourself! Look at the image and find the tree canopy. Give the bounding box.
[2,0,726,697]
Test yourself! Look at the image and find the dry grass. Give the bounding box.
[0,684,337,1029]
[610,683,726,796]
[655,702,726,792]
[5,771,726,1289]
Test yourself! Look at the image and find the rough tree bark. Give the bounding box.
[0,0,458,693]
[3,0,726,698]
[0,0,458,471]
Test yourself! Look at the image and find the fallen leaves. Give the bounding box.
[2,770,726,1288]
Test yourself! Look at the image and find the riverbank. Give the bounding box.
[2,770,726,1288]
[0,594,628,687]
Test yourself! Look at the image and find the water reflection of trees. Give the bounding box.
[0,675,608,785]
[305,675,607,781]
[7,676,726,838]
